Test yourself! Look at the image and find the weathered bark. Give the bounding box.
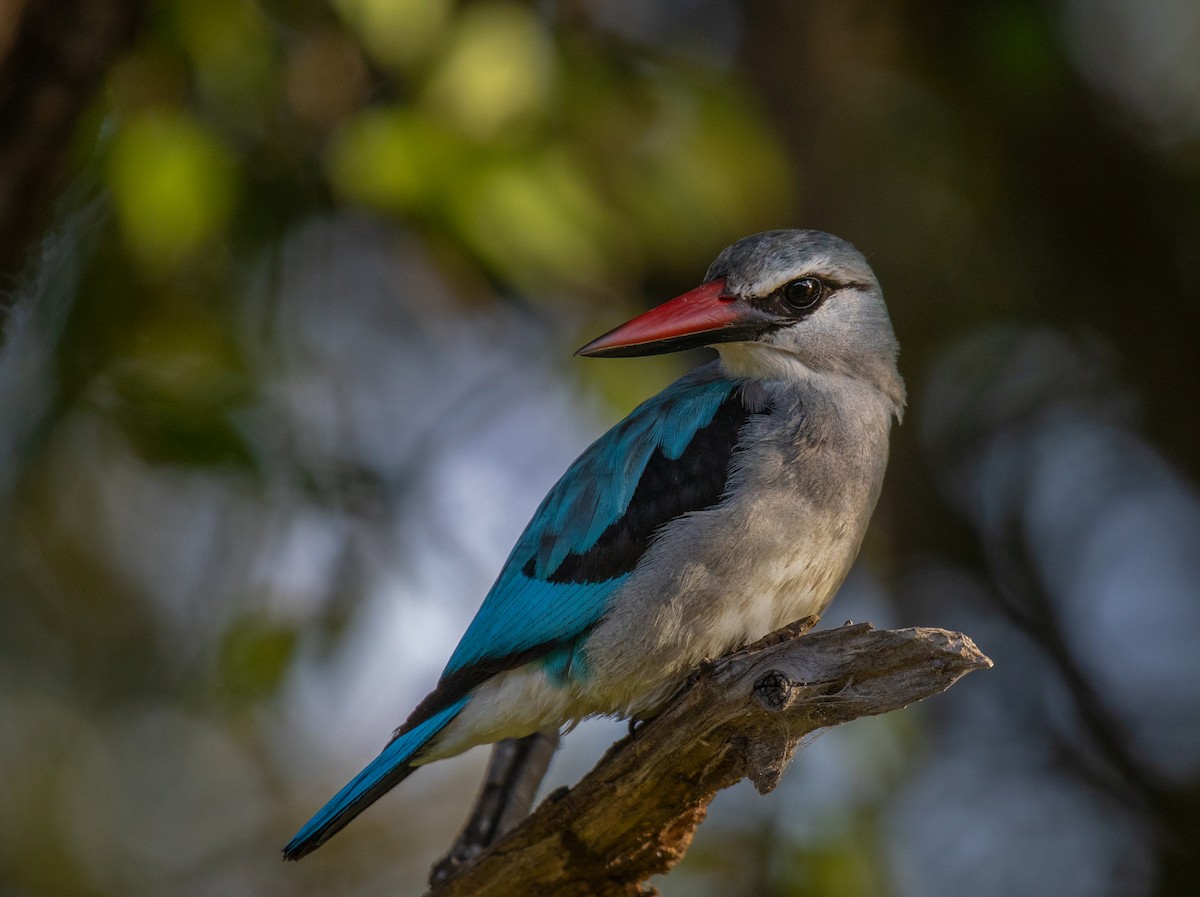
[430,730,562,885]
[425,618,992,897]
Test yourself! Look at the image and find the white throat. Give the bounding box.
[716,342,812,382]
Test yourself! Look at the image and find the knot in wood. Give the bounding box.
[752,669,799,712]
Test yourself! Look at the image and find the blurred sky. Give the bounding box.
[1,2,1199,896]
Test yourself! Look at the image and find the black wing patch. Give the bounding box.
[525,388,755,585]
[398,383,759,743]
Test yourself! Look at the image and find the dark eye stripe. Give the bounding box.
[745,277,872,318]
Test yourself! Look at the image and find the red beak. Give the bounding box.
[576,278,774,358]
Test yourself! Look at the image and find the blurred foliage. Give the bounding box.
[93,0,791,300]
[2,1,1200,897]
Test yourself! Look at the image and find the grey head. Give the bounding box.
[707,230,904,414]
[577,229,905,417]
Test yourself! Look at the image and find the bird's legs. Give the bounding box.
[429,730,561,885]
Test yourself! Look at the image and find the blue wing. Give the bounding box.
[284,363,752,860]
[442,365,745,681]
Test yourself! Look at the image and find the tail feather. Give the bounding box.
[282,696,470,860]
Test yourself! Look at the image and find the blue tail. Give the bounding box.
[283,696,470,860]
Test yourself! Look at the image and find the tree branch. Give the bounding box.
[424,618,992,897]
[430,730,562,885]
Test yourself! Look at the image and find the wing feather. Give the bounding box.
[401,364,755,737]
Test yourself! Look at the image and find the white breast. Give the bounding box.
[580,372,895,716]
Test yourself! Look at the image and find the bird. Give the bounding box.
[283,228,905,860]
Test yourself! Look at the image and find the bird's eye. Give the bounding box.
[781,277,825,313]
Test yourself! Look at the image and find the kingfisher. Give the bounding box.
[283,229,905,859]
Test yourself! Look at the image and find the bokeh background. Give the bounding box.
[2,1,1199,895]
